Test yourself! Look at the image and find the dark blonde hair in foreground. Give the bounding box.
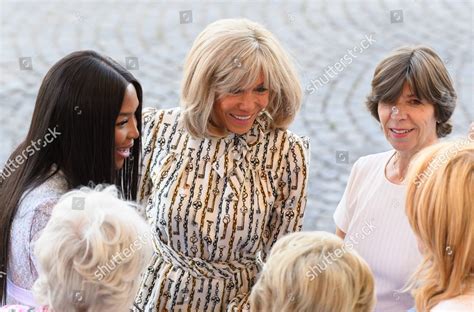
[405,139,474,311]
[249,232,375,312]
[366,45,456,138]
[32,185,153,312]
[180,18,302,138]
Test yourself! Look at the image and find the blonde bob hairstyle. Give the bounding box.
[366,45,456,138]
[32,185,152,312]
[180,18,302,139]
[405,139,474,311]
[249,231,375,312]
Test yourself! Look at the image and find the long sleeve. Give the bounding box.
[260,135,310,261]
[333,157,362,233]
[29,199,59,278]
[138,107,161,208]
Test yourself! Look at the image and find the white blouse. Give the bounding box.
[334,150,423,312]
[133,107,310,311]
[431,287,474,311]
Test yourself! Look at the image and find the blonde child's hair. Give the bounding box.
[250,231,375,312]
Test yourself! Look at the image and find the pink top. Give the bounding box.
[6,167,68,305]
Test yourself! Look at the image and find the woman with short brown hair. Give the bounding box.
[334,45,457,311]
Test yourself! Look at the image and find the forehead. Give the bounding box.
[233,71,265,90]
[401,83,416,97]
[120,84,139,112]
[246,73,264,86]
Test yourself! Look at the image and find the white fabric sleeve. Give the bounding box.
[333,157,362,233]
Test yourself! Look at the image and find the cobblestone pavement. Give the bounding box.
[1,0,472,231]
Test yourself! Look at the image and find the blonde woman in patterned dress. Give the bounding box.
[133,19,310,311]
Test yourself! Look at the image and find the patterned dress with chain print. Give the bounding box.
[133,107,310,311]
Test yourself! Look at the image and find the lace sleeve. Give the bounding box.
[28,198,59,279]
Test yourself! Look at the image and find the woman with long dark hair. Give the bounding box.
[0,50,143,305]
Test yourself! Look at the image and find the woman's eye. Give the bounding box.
[117,120,128,127]
[255,87,268,93]
[410,99,422,105]
[230,89,243,95]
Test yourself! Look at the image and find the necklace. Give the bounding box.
[392,152,406,182]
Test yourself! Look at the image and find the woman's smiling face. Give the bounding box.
[378,82,438,154]
[214,74,269,135]
[114,84,140,169]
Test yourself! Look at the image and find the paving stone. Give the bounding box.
[0,0,472,232]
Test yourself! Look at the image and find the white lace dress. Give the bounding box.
[6,168,68,305]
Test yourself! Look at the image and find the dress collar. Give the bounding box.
[222,111,271,148]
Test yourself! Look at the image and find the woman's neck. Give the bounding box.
[386,150,416,184]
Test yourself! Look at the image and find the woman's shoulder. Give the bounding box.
[142,107,184,147]
[11,170,67,248]
[12,170,66,244]
[271,128,310,152]
[431,289,474,311]
[352,150,394,172]
[17,170,67,217]
[142,107,181,128]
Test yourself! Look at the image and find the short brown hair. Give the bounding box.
[366,46,456,138]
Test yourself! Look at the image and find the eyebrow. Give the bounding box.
[118,112,135,116]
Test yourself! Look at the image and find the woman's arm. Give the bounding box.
[260,135,310,261]
[333,157,362,240]
[137,107,160,208]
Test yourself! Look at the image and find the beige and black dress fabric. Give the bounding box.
[133,107,310,311]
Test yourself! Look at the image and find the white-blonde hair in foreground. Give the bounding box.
[32,185,152,312]
[180,18,302,138]
[405,139,474,311]
[249,231,375,312]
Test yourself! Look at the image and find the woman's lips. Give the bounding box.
[229,113,253,125]
[116,147,131,158]
[230,113,251,120]
[390,128,414,138]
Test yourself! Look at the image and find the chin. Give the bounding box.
[231,127,252,135]
[233,128,250,134]
[389,141,416,153]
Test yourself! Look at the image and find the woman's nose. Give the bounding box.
[238,92,258,111]
[129,117,140,139]
[390,104,407,120]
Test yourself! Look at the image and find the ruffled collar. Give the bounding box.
[212,112,271,184]
[222,111,270,148]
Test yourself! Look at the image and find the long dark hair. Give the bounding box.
[0,50,143,303]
